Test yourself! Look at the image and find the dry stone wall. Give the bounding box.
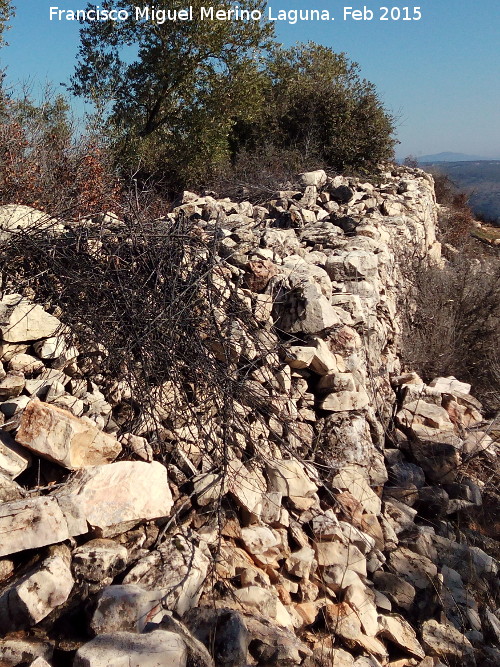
[0,166,498,667]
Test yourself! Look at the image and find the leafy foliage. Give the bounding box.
[70,0,273,187]
[0,0,13,48]
[71,7,396,187]
[232,43,397,174]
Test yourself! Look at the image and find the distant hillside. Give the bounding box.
[421,160,500,224]
[418,151,495,162]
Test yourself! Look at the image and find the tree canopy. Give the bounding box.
[71,3,396,185]
[0,0,14,48]
[232,43,397,173]
[70,1,273,182]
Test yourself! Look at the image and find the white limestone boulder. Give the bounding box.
[90,585,164,634]
[0,495,87,558]
[0,547,74,630]
[421,619,476,666]
[72,539,128,584]
[266,459,318,498]
[332,466,381,515]
[0,205,56,241]
[52,461,173,532]
[0,294,62,343]
[378,613,425,659]
[16,398,122,469]
[123,535,209,616]
[73,631,187,667]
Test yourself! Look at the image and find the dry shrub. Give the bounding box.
[0,206,289,471]
[210,145,325,203]
[401,255,500,414]
[0,92,120,218]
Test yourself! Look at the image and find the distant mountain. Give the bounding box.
[423,160,500,224]
[418,151,496,163]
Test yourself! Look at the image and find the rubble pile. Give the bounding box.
[0,167,498,667]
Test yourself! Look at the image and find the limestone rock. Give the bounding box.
[29,658,53,667]
[378,613,425,659]
[16,398,122,469]
[227,459,267,516]
[52,461,173,531]
[73,631,187,667]
[344,583,379,636]
[233,585,279,618]
[389,547,438,589]
[8,353,44,374]
[0,549,74,631]
[183,607,249,667]
[0,295,62,342]
[0,372,25,399]
[0,640,54,667]
[91,585,163,634]
[72,539,128,584]
[149,614,215,667]
[0,472,25,502]
[320,386,370,411]
[430,376,471,395]
[0,496,87,557]
[298,170,327,188]
[0,431,31,478]
[314,541,367,577]
[398,400,454,430]
[285,346,316,369]
[119,433,154,462]
[240,525,284,569]
[266,459,318,498]
[332,466,381,515]
[323,602,388,659]
[421,619,476,666]
[372,571,415,610]
[123,535,209,616]
[0,205,56,240]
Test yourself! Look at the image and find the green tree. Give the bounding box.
[232,43,397,174]
[70,0,273,185]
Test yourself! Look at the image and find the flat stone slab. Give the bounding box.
[53,461,173,531]
[73,631,187,667]
[0,496,87,558]
[16,398,122,469]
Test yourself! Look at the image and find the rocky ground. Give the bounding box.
[0,166,498,666]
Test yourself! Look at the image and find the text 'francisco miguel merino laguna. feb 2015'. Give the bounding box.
[49,5,423,25]
[49,5,333,25]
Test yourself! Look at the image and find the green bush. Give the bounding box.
[231,43,397,175]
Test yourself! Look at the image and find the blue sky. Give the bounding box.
[1,1,499,158]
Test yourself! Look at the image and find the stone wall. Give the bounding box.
[0,166,498,666]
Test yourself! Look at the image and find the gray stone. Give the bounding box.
[149,614,214,667]
[73,631,187,667]
[123,535,209,616]
[0,639,54,666]
[72,539,128,584]
[0,295,62,342]
[421,619,476,666]
[91,585,163,634]
[372,571,415,610]
[184,607,249,667]
[0,548,74,631]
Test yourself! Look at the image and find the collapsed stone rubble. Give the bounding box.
[0,166,498,666]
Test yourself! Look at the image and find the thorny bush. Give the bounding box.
[0,206,296,478]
